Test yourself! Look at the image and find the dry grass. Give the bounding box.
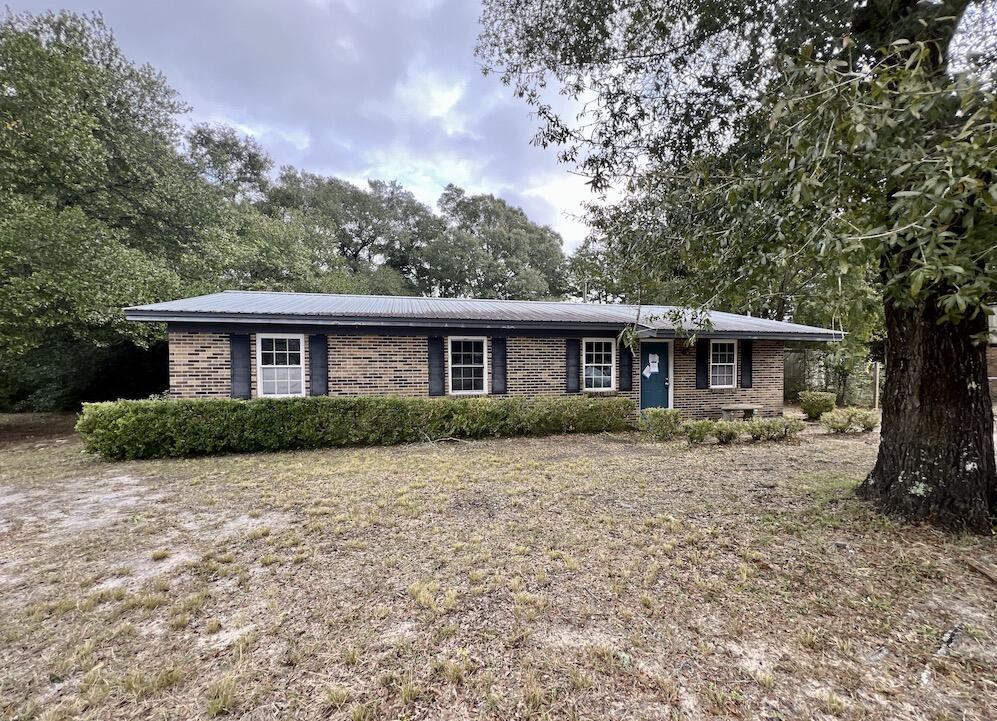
[1,412,994,720]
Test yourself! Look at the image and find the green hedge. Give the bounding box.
[640,408,683,441]
[798,391,836,420]
[820,407,880,434]
[76,395,636,459]
[682,417,805,445]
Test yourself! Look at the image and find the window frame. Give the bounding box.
[447,336,489,396]
[256,333,306,398]
[582,337,617,392]
[709,339,737,390]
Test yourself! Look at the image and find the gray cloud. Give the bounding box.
[12,0,593,248]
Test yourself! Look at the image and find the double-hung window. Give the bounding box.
[258,334,305,397]
[448,337,487,395]
[583,338,616,391]
[709,340,737,389]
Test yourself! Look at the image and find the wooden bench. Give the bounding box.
[720,404,762,421]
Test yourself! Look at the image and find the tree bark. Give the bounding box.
[858,298,996,533]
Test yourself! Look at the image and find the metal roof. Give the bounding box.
[125,291,842,340]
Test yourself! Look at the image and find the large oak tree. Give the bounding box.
[478,0,996,531]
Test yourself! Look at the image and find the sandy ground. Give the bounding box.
[0,413,994,720]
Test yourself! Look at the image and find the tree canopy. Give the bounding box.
[0,10,568,409]
[478,0,997,530]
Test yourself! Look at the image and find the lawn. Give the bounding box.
[0,414,994,721]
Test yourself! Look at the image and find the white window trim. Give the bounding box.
[709,339,737,390]
[582,337,617,392]
[257,333,306,398]
[447,336,489,396]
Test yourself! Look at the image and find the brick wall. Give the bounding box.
[505,337,567,396]
[167,331,230,398]
[671,340,783,419]
[987,345,997,401]
[166,330,784,418]
[328,334,427,396]
[466,336,640,408]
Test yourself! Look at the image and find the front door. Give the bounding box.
[640,342,670,409]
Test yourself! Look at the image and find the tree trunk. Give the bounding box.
[859,298,996,533]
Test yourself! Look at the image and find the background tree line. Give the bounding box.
[0,11,569,410]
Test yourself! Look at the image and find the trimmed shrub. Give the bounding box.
[641,408,683,441]
[76,395,636,460]
[713,421,741,444]
[820,407,880,434]
[798,391,836,421]
[683,420,716,445]
[747,419,769,441]
[763,417,805,440]
[682,417,805,445]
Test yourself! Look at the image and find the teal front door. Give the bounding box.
[640,342,670,409]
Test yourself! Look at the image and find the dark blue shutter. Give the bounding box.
[566,339,581,393]
[618,345,633,392]
[428,337,445,396]
[230,334,251,399]
[739,340,753,389]
[309,334,328,396]
[491,337,507,394]
[695,339,709,389]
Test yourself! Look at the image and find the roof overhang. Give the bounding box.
[124,309,629,333]
[125,308,844,342]
[635,327,845,342]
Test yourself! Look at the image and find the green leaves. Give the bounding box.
[76,395,637,459]
[1,10,573,409]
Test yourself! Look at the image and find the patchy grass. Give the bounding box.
[0,413,995,720]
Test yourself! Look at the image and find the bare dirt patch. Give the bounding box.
[0,416,994,720]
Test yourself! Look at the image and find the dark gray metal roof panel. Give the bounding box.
[125,291,842,340]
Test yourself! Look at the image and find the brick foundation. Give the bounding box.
[166,330,784,418]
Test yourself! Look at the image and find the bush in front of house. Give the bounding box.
[75,395,636,459]
[640,408,683,441]
[682,419,716,445]
[798,391,836,420]
[682,417,805,445]
[820,407,880,434]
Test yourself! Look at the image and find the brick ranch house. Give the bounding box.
[124,291,842,419]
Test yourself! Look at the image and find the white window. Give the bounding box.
[583,338,616,391]
[448,337,487,395]
[258,334,305,397]
[710,340,737,389]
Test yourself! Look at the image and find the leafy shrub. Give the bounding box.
[820,407,880,434]
[76,395,636,460]
[682,417,805,445]
[771,417,806,439]
[682,420,716,445]
[713,421,741,444]
[641,408,683,441]
[798,391,836,420]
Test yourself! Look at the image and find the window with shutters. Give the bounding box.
[583,338,616,391]
[258,334,305,397]
[448,337,487,395]
[709,340,737,389]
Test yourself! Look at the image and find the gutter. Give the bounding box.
[123,310,630,333]
[635,328,845,342]
[124,309,844,342]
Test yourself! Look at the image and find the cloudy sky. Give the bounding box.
[15,0,593,249]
